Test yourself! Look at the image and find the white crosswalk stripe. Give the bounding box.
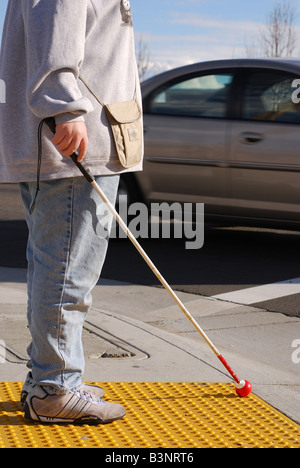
[212,278,300,305]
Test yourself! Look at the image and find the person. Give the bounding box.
[0,0,143,424]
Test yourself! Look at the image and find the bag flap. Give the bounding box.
[105,100,141,123]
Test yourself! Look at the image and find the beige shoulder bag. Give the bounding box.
[79,75,142,169]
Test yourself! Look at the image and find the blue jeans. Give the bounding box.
[19,175,119,394]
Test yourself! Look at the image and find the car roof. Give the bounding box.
[141,58,300,89]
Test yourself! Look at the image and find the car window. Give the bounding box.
[242,70,300,124]
[148,73,233,118]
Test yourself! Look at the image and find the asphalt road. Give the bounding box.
[0,183,299,317]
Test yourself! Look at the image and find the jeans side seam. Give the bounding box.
[57,178,75,390]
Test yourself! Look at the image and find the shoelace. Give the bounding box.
[73,390,106,406]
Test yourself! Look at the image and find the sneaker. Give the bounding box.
[24,385,126,424]
[21,372,105,407]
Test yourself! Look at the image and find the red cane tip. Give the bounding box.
[235,380,252,397]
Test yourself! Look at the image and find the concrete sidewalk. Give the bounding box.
[0,266,299,424]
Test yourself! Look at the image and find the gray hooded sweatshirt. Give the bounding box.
[0,0,143,182]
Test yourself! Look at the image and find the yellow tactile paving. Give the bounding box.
[0,382,299,448]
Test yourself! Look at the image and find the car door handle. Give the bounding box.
[240,132,264,144]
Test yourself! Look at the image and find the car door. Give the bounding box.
[138,70,235,215]
[228,68,300,224]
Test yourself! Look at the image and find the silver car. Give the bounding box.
[121,59,300,229]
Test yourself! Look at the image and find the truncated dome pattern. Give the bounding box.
[0,382,299,448]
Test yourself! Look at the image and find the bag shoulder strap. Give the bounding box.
[79,74,137,106]
[79,75,106,107]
